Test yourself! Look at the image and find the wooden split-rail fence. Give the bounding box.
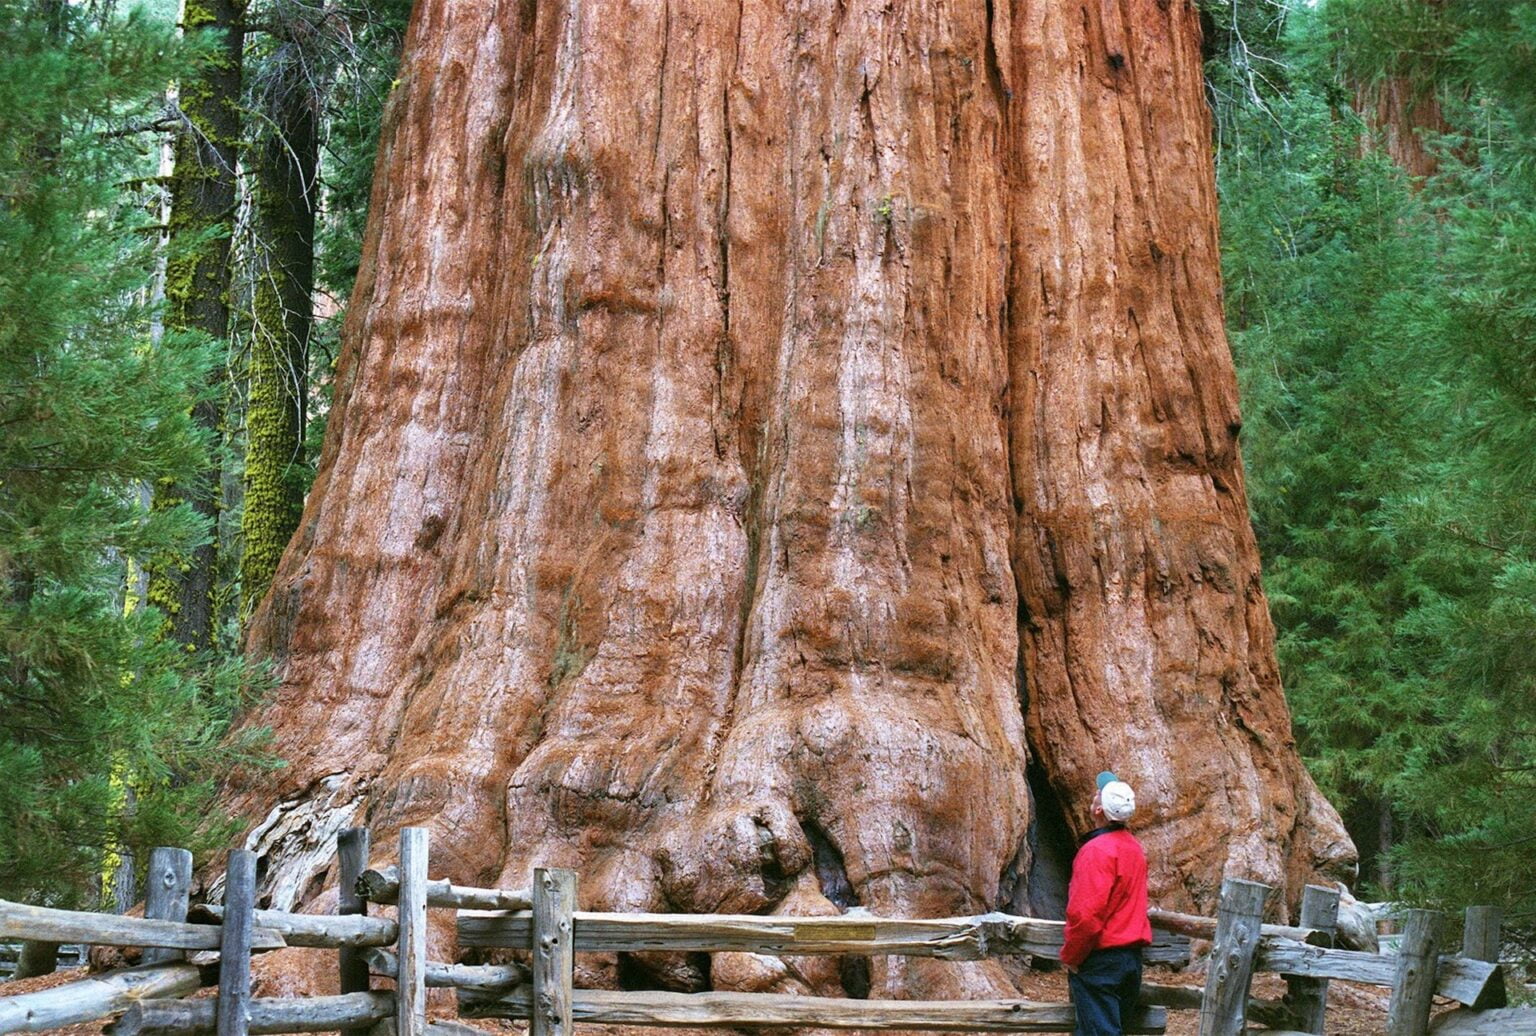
[0,827,1523,1036]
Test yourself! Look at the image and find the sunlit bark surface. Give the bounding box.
[235,0,1354,1003]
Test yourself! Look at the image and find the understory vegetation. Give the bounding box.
[0,0,407,906]
[1214,0,1536,943]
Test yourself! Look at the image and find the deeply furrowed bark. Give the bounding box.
[234,0,1355,1002]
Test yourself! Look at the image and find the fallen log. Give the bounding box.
[457,910,1066,960]
[0,900,285,953]
[355,869,531,912]
[0,960,213,1034]
[109,992,395,1036]
[189,905,397,948]
[460,988,1168,1032]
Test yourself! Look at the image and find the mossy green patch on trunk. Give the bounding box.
[148,0,246,652]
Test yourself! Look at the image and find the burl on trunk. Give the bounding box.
[234,0,1353,1000]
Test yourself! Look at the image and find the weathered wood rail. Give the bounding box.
[457,909,1070,958]
[0,827,1525,1036]
[463,988,1171,1032]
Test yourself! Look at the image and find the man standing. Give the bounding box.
[1061,771,1153,1036]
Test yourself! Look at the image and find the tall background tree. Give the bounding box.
[149,0,246,654]
[240,0,411,620]
[242,2,321,623]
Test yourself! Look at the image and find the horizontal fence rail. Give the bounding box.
[1256,937,1503,1006]
[461,988,1170,1032]
[361,947,528,992]
[458,909,1067,959]
[189,905,397,949]
[355,868,531,912]
[0,961,213,1033]
[0,901,286,953]
[1146,906,1331,947]
[109,992,395,1036]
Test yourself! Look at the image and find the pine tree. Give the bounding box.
[0,0,257,906]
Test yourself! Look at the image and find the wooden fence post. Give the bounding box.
[1386,908,1440,1036]
[1199,877,1270,1036]
[142,847,194,966]
[338,828,372,1036]
[396,828,428,1036]
[1462,905,1500,963]
[1285,883,1340,1034]
[531,868,576,1036]
[1462,905,1505,1008]
[13,940,60,980]
[216,849,257,1036]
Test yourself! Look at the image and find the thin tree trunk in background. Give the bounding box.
[1379,798,1394,897]
[232,1,1356,1001]
[110,785,138,915]
[242,10,319,622]
[150,0,246,653]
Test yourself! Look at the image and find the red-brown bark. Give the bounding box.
[234,0,1354,1001]
[1358,78,1451,179]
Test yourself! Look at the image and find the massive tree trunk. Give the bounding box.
[234,0,1354,999]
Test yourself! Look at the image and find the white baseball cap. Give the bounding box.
[1100,780,1136,822]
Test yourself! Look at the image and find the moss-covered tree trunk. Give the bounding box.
[150,0,245,652]
[242,15,318,622]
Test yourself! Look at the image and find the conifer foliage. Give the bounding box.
[1219,0,1536,941]
[0,0,253,905]
[0,0,408,907]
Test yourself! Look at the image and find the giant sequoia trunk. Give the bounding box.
[234,0,1354,999]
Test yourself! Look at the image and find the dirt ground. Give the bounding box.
[1013,962,1397,1035]
[0,960,1467,1035]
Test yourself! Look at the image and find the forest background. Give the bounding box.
[1,0,1531,953]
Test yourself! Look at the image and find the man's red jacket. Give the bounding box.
[1060,826,1152,968]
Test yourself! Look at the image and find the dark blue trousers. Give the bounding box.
[1068,946,1143,1036]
